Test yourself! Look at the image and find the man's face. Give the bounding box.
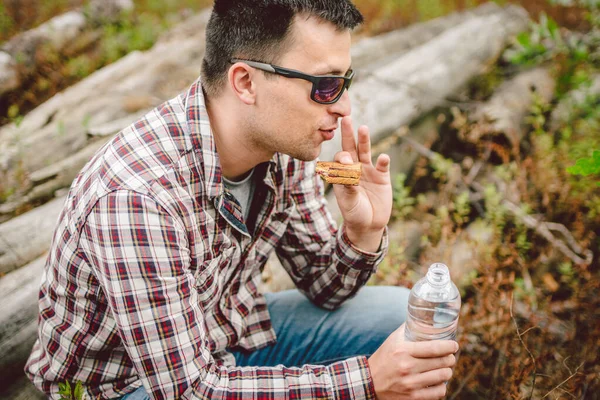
[248,15,353,161]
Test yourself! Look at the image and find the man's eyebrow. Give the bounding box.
[315,65,352,75]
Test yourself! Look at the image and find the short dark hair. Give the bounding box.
[201,0,363,97]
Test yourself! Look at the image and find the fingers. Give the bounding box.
[409,340,459,358]
[340,116,358,162]
[411,383,448,400]
[406,368,453,391]
[339,117,374,166]
[375,153,390,173]
[357,125,372,164]
[334,151,355,165]
[415,354,456,374]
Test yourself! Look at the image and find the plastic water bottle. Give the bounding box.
[405,262,461,342]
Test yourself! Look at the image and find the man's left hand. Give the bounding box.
[332,116,392,253]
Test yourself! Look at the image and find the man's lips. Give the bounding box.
[319,128,335,141]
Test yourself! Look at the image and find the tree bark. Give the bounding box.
[0,256,45,389]
[470,67,555,147]
[0,9,212,215]
[0,0,134,97]
[0,197,64,275]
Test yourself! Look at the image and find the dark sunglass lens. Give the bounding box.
[314,78,344,103]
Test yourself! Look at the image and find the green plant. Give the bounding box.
[505,12,561,66]
[567,149,600,190]
[483,184,507,235]
[514,205,532,258]
[430,153,454,181]
[525,92,551,136]
[58,381,85,400]
[507,0,599,97]
[452,191,471,226]
[567,150,600,180]
[66,55,94,79]
[0,3,14,37]
[392,173,416,219]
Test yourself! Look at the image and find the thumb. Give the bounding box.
[392,322,407,344]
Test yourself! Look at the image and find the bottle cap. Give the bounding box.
[426,262,450,287]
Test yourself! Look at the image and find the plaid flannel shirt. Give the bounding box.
[25,77,388,400]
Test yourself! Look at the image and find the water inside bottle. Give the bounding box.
[405,297,460,341]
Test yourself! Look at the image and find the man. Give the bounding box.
[25,1,458,399]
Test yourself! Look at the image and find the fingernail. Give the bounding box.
[343,155,353,164]
[454,342,459,352]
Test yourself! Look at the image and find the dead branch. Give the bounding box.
[487,194,593,266]
[510,292,537,399]
[541,362,584,399]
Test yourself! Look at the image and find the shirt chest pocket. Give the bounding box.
[263,203,294,238]
[194,252,232,311]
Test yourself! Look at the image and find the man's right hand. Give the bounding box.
[367,324,458,400]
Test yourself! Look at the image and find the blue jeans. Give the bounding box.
[122,286,409,399]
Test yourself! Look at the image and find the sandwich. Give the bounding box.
[315,161,362,186]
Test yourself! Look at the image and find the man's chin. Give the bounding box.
[283,145,321,162]
[295,150,321,162]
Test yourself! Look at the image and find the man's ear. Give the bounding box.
[228,62,257,105]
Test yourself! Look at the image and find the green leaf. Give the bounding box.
[73,381,85,400]
[547,16,560,40]
[567,150,600,176]
[516,31,531,48]
[58,381,72,399]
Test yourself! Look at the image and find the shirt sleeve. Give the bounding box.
[80,190,377,400]
[275,161,389,311]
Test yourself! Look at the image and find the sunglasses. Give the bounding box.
[230,58,354,104]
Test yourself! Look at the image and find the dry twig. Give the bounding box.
[541,362,584,399]
[448,360,483,400]
[510,292,537,400]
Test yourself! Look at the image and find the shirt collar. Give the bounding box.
[184,77,280,199]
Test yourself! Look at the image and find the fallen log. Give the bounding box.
[0,137,112,217]
[0,256,45,389]
[352,2,508,76]
[468,67,555,147]
[0,0,134,97]
[0,196,65,275]
[320,4,530,162]
[0,9,212,217]
[0,374,45,400]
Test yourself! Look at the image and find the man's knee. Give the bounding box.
[345,285,410,335]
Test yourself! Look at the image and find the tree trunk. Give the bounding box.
[0,197,64,275]
[470,67,555,147]
[0,256,45,389]
[0,0,134,97]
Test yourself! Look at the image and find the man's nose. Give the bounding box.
[327,89,351,117]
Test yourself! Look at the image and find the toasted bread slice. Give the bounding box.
[315,161,361,186]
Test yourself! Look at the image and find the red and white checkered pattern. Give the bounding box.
[25,78,387,399]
